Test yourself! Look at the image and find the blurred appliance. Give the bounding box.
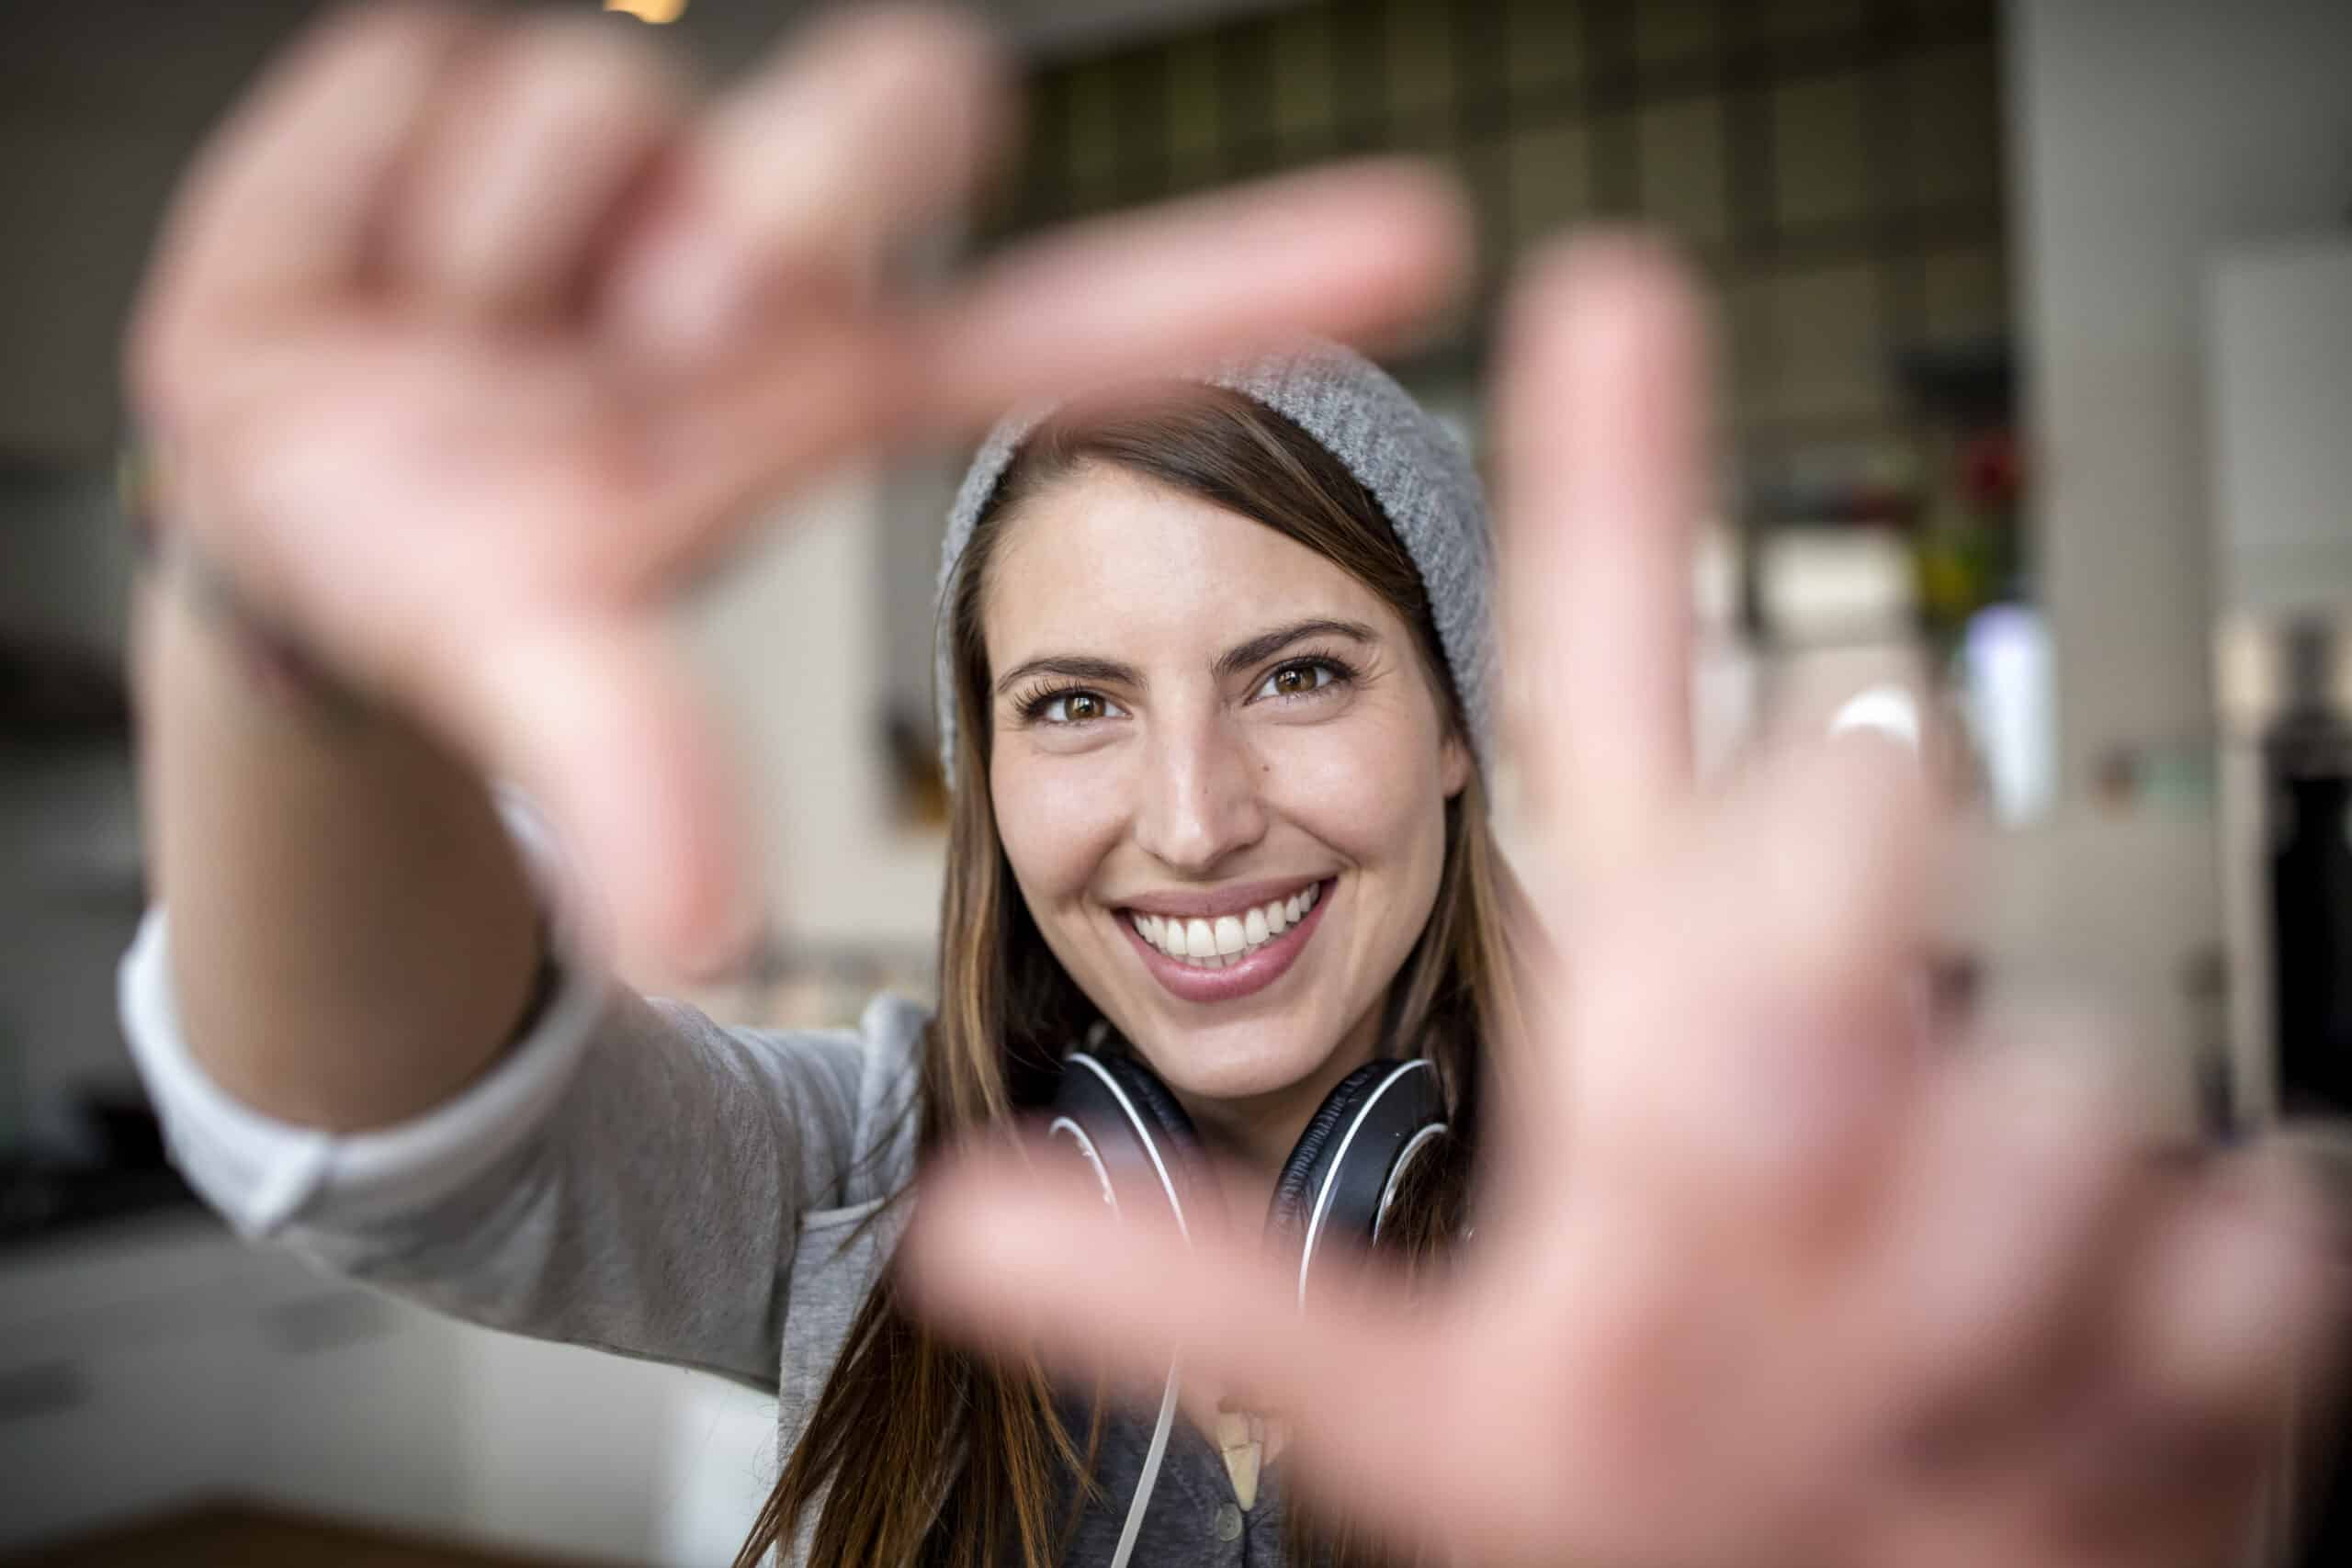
[2219,613,2352,1124]
[2209,234,2352,1123]
[2217,612,2352,1568]
[2211,232,2342,1128]
[2208,233,2352,1567]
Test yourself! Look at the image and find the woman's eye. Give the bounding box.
[1040,690,1122,724]
[1258,661,1338,699]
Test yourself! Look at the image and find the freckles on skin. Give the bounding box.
[978,460,1469,1131]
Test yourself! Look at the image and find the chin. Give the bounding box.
[1126,1008,1349,1106]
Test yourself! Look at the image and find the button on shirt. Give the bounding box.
[1056,1394,1288,1565]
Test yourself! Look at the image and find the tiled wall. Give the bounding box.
[994,0,2009,491]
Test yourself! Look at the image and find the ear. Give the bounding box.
[1439,731,1473,800]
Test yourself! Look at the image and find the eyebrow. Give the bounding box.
[1213,617,1379,678]
[991,654,1138,698]
[992,617,1380,700]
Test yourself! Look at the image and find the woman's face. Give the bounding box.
[983,461,1471,1120]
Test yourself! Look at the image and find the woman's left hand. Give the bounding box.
[901,236,2346,1568]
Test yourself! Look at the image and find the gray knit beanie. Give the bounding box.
[934,341,1495,785]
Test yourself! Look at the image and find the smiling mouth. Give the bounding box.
[1114,877,1335,1003]
[1125,880,1322,969]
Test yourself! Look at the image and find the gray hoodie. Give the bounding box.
[116,794,1291,1565]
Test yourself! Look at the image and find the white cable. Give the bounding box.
[1111,1360,1182,1568]
[1061,1054,1191,1567]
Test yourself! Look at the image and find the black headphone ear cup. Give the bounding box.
[1050,1049,1208,1227]
[1265,1062,1393,1247]
[1088,1052,1200,1153]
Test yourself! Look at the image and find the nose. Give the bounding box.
[1134,705,1268,875]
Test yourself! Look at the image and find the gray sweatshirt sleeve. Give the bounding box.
[114,795,924,1392]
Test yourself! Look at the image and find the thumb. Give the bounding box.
[900,1148,1438,1497]
[431,608,763,983]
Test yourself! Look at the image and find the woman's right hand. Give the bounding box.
[128,1,1468,979]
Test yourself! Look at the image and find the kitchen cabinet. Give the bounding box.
[0,1216,772,1564]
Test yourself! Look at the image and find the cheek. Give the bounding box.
[990,751,1126,908]
[1262,715,1449,872]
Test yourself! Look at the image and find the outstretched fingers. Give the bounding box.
[1513,737,1940,1269]
[915,160,1471,424]
[131,2,477,414]
[899,1146,1487,1554]
[623,159,1473,589]
[601,3,1012,372]
[433,606,764,984]
[1494,234,1713,889]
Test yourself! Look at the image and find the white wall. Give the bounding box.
[2209,239,2352,615]
[2009,0,2352,797]
[682,468,946,954]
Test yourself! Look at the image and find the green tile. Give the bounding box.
[1165,32,1222,164]
[1919,242,2008,343]
[1385,0,1456,118]
[1636,96,1728,245]
[1272,7,1339,151]
[1759,0,1866,42]
[1063,59,1125,191]
[1771,71,1871,229]
[1509,121,1592,248]
[1634,0,1719,65]
[1904,42,2003,209]
[1505,0,1583,97]
[1756,261,1887,423]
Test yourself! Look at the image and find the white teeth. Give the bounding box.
[1131,883,1329,970]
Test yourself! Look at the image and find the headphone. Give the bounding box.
[1047,1046,1451,1566]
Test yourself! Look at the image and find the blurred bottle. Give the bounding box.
[1957,603,2055,825]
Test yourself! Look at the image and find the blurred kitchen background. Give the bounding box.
[4,0,2349,1562]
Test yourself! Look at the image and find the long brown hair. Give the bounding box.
[735,385,1535,1567]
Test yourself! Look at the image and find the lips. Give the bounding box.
[1117,878,1334,1004]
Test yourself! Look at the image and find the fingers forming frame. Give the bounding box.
[1496,234,1711,880]
[600,3,1012,370]
[390,14,689,322]
[130,3,476,413]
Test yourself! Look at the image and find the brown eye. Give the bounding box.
[1036,689,1122,724]
[1259,661,1337,700]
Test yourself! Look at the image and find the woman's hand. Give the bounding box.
[901,238,2347,1567]
[127,1,1467,980]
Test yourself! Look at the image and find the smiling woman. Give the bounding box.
[967,385,1479,1132]
[734,367,1537,1567]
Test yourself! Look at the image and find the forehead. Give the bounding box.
[981,463,1389,661]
